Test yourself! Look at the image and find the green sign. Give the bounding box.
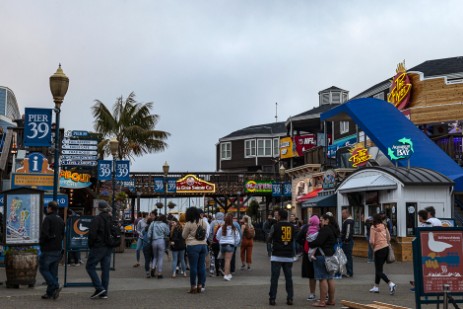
[244,180,273,193]
[387,137,414,161]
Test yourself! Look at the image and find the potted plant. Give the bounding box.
[167,201,176,209]
[156,202,164,209]
[5,246,39,288]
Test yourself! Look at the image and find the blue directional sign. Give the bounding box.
[0,193,68,208]
[98,160,112,181]
[115,160,130,181]
[24,108,53,147]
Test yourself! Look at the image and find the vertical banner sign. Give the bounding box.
[115,160,130,181]
[154,177,177,193]
[98,160,112,181]
[272,182,292,197]
[24,108,53,147]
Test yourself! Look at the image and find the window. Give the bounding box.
[340,121,349,134]
[342,93,349,103]
[245,139,256,157]
[220,142,231,160]
[331,92,341,103]
[257,139,272,157]
[405,202,417,236]
[273,138,280,157]
[383,203,397,237]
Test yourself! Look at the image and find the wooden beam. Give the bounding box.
[372,301,411,309]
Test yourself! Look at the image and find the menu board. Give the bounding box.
[67,216,93,250]
[5,193,41,245]
[420,230,463,293]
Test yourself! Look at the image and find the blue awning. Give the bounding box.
[321,98,463,192]
[301,194,336,209]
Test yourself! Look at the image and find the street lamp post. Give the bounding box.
[162,161,170,215]
[279,164,286,209]
[237,191,241,219]
[49,64,69,201]
[110,138,119,219]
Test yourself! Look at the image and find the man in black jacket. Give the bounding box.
[39,201,65,300]
[86,201,113,299]
[341,208,355,278]
[267,209,296,306]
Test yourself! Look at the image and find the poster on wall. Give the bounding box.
[419,229,463,294]
[4,192,42,245]
[67,216,93,250]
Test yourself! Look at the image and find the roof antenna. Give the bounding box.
[275,102,278,122]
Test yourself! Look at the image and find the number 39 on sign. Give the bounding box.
[24,108,53,147]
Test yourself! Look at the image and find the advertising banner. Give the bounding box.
[279,137,294,159]
[67,216,93,250]
[115,160,130,181]
[244,180,272,194]
[59,171,92,189]
[24,108,53,147]
[294,134,317,156]
[327,134,357,158]
[154,177,177,193]
[176,175,215,194]
[98,160,113,181]
[5,193,42,245]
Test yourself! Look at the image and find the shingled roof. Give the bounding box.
[220,121,287,140]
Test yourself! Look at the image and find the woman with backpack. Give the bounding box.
[170,217,187,278]
[216,213,241,281]
[240,215,255,271]
[182,207,208,294]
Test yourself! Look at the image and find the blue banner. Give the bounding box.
[117,178,135,192]
[98,160,112,181]
[154,177,177,193]
[327,134,357,158]
[272,182,292,197]
[0,193,68,208]
[24,108,53,147]
[115,160,130,181]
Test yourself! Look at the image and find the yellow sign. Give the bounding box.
[348,143,372,168]
[387,61,412,110]
[12,174,54,187]
[280,137,294,159]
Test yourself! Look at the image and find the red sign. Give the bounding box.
[294,134,316,156]
[420,230,463,293]
[348,143,372,168]
[176,174,216,194]
[387,61,412,110]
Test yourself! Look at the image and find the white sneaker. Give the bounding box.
[307,294,316,301]
[369,286,379,293]
[389,282,396,295]
[223,274,231,281]
[201,287,205,292]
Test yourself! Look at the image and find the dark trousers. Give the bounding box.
[231,247,237,273]
[211,243,223,276]
[142,244,152,272]
[342,239,354,276]
[39,250,62,296]
[269,261,293,301]
[86,246,112,292]
[374,247,390,285]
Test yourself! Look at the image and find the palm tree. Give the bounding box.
[92,92,170,160]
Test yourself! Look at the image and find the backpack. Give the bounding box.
[106,219,122,248]
[194,221,206,241]
[245,226,255,239]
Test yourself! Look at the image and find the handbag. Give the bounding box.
[319,248,340,274]
[386,244,396,264]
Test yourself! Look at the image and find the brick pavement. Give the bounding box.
[0,242,434,308]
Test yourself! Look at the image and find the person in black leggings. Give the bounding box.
[368,214,396,295]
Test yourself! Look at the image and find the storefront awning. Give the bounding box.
[296,188,322,203]
[301,194,336,209]
[338,174,397,193]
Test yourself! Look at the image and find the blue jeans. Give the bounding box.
[142,244,152,272]
[269,261,293,300]
[39,250,62,296]
[151,239,166,273]
[136,238,144,262]
[86,246,112,292]
[172,249,186,275]
[186,244,207,287]
[342,239,354,276]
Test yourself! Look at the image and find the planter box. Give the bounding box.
[5,251,38,288]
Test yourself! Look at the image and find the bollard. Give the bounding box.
[443,284,450,309]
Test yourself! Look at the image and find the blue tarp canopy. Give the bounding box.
[321,98,463,192]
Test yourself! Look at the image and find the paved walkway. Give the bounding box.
[0,242,432,308]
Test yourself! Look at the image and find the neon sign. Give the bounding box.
[348,143,372,168]
[387,61,412,110]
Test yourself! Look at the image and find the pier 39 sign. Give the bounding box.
[24,108,53,147]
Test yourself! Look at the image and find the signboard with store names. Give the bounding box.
[387,61,412,110]
[271,182,292,197]
[176,174,215,194]
[24,108,53,147]
[280,135,318,159]
[244,180,272,194]
[154,177,177,193]
[61,130,99,167]
[11,173,54,191]
[59,170,92,189]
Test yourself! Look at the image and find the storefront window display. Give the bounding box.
[383,203,398,237]
[352,205,364,236]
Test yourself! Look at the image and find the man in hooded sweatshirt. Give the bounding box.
[86,201,113,299]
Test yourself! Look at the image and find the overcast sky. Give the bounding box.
[1,0,462,173]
